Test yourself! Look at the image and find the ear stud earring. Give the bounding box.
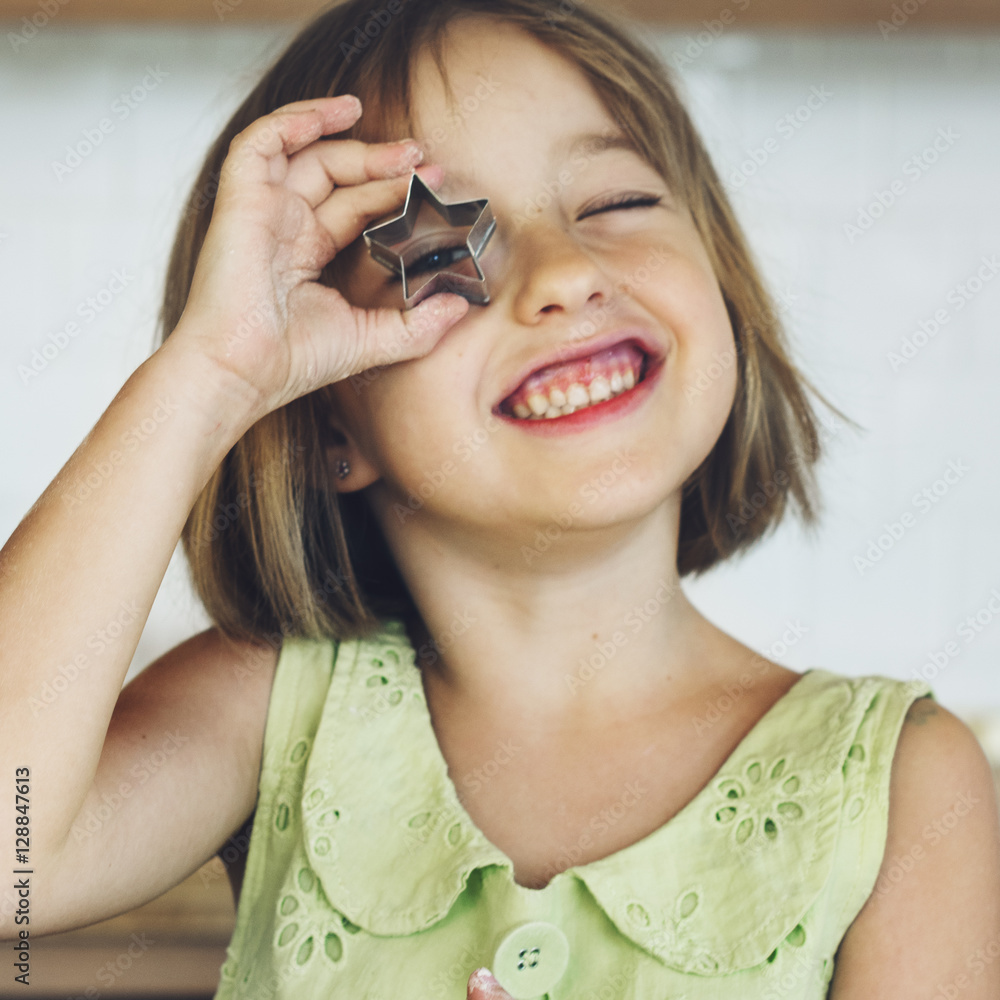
[362,170,496,310]
[336,459,351,480]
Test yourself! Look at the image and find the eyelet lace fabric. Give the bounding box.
[212,618,935,999]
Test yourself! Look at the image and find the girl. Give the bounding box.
[1,0,998,998]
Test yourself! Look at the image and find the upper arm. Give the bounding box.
[828,696,1000,999]
[33,627,279,937]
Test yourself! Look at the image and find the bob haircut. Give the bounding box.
[160,0,852,647]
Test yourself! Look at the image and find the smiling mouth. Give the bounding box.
[497,342,649,420]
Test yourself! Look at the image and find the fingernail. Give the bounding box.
[468,967,502,995]
[392,140,423,158]
[433,294,468,320]
[415,162,444,186]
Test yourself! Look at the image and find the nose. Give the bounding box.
[503,221,616,325]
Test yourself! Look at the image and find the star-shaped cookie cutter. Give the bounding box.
[362,170,496,310]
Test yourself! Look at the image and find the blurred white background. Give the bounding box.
[0,18,997,731]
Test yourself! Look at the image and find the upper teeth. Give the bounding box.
[511,366,637,419]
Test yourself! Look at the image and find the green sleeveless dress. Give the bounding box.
[212,616,934,999]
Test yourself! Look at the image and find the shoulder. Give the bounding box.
[116,627,282,790]
[886,696,995,843]
[827,695,1000,998]
[121,626,280,716]
[170,626,281,712]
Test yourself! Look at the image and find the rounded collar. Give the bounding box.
[298,618,868,974]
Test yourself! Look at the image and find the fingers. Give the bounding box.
[283,137,427,208]
[219,95,363,192]
[402,291,470,345]
[467,968,513,1000]
[313,163,445,257]
[314,287,467,382]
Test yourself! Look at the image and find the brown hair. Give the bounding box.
[160,0,855,646]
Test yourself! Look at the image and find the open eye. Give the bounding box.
[407,243,471,276]
[580,193,663,218]
[385,241,473,284]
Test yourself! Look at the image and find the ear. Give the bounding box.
[318,400,381,494]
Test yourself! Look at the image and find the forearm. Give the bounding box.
[0,331,261,861]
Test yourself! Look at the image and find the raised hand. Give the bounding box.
[171,94,469,420]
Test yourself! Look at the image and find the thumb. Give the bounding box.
[342,291,469,382]
[399,291,470,350]
[467,967,513,1000]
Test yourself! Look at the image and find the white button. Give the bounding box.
[492,920,570,999]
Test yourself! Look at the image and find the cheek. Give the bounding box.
[640,261,738,430]
[362,364,476,470]
[642,255,734,356]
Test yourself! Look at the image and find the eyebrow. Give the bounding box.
[436,129,643,196]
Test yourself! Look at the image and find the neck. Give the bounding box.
[368,488,735,732]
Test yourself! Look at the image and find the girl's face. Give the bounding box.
[327,17,737,548]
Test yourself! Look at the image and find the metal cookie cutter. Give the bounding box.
[362,170,496,310]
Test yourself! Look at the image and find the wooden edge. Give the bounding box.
[2,0,1000,26]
